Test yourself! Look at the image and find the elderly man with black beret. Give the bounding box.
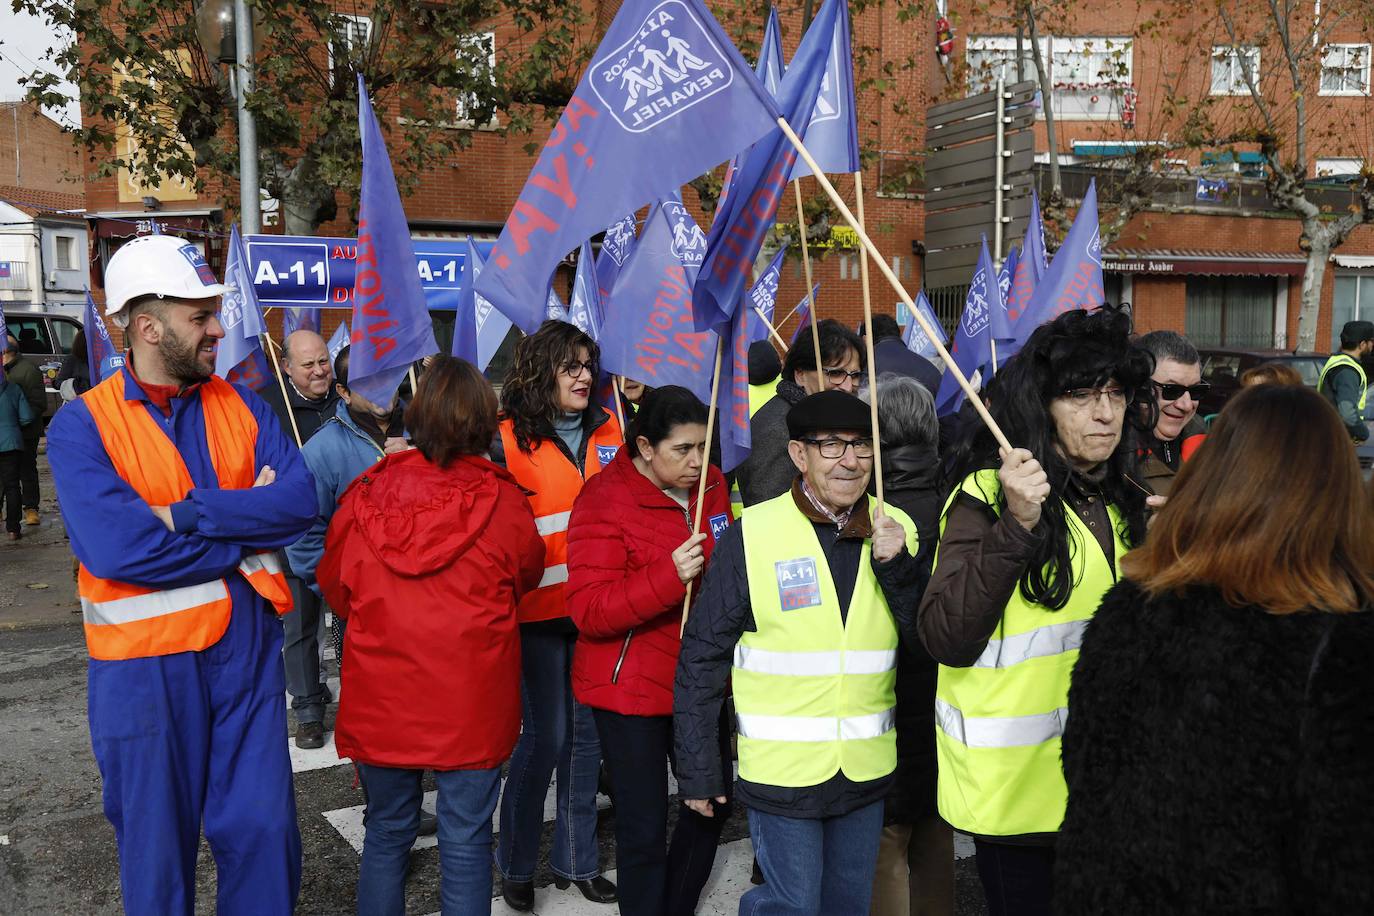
[673,390,928,915]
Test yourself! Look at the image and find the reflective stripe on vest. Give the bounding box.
[933,469,1124,837]
[77,371,294,661]
[1318,353,1368,413]
[498,411,622,624]
[734,493,917,789]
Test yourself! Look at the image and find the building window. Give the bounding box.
[55,235,76,271]
[1211,46,1259,95]
[327,14,372,82]
[966,36,1036,94]
[455,32,497,129]
[1333,272,1374,350]
[1185,276,1276,348]
[1315,158,1363,178]
[966,36,1132,120]
[1320,44,1370,95]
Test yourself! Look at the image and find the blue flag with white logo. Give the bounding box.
[215,224,272,390]
[787,1,860,180]
[476,0,782,335]
[599,196,718,404]
[547,287,569,322]
[283,307,320,338]
[693,0,838,333]
[758,6,785,95]
[991,244,1019,345]
[1014,180,1103,342]
[569,239,604,340]
[745,246,786,336]
[934,236,999,416]
[900,290,947,360]
[1007,188,1048,328]
[351,75,440,405]
[84,289,125,383]
[327,321,350,361]
[452,236,514,372]
[595,213,638,301]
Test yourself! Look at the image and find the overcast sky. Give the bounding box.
[0,7,81,127]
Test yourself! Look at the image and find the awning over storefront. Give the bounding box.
[1104,249,1307,277]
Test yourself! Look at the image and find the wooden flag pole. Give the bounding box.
[407,365,420,399]
[261,332,303,448]
[681,337,725,634]
[990,339,1000,375]
[754,307,791,353]
[777,117,1013,454]
[794,181,824,391]
[853,170,884,511]
[612,375,628,435]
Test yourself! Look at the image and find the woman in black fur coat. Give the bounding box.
[1056,383,1374,914]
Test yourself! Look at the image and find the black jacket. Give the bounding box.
[1057,581,1374,914]
[872,337,941,396]
[734,378,806,507]
[259,379,341,445]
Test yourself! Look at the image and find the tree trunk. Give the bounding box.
[1295,235,1328,353]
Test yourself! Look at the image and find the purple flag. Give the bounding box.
[693,0,840,332]
[283,307,321,338]
[719,288,754,472]
[215,224,271,391]
[901,290,947,360]
[595,214,638,301]
[789,284,822,344]
[452,237,513,372]
[547,287,569,322]
[758,6,785,95]
[327,321,350,361]
[568,239,604,339]
[84,289,125,383]
[787,0,860,181]
[991,244,1020,344]
[351,75,440,404]
[1007,188,1048,325]
[599,197,718,404]
[1014,181,1103,340]
[477,0,782,335]
[934,236,999,416]
[746,246,786,336]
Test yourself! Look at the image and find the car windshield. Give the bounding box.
[1277,357,1323,387]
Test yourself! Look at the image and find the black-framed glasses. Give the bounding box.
[802,436,875,459]
[1155,381,1210,402]
[559,359,598,378]
[1061,386,1128,408]
[823,367,864,385]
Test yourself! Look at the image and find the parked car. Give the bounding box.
[4,308,84,422]
[1194,348,1326,419]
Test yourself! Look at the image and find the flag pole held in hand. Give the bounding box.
[853,170,884,511]
[262,332,303,448]
[682,337,725,635]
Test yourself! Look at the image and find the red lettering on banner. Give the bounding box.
[331,245,358,260]
[564,96,598,132]
[506,200,561,257]
[531,154,578,209]
[367,328,397,359]
[636,266,692,378]
[333,288,353,303]
[356,269,382,300]
[355,223,378,272]
[1054,261,1102,316]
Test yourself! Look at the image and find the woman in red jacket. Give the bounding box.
[319,358,545,916]
[566,385,735,916]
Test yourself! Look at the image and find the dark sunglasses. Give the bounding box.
[1155,381,1210,402]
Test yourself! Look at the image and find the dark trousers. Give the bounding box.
[19,429,39,510]
[281,573,329,724]
[592,706,733,916]
[0,450,21,533]
[973,839,1055,916]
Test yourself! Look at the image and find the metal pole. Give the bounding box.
[234,0,261,234]
[993,77,1006,271]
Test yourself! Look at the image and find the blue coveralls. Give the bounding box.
[46,367,318,916]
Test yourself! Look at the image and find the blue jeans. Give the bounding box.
[741,800,885,916]
[356,763,501,916]
[495,624,602,881]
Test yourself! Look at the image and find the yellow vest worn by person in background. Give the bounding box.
[934,469,1124,837]
[1318,353,1368,414]
[733,492,918,788]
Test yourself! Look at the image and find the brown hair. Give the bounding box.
[405,357,498,467]
[1121,384,1374,613]
[500,320,599,453]
[1238,361,1304,388]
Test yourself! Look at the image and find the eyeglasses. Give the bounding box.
[823,367,864,385]
[559,359,598,378]
[802,437,875,459]
[1154,381,1210,402]
[1061,386,1128,408]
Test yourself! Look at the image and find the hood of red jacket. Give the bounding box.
[347,449,513,577]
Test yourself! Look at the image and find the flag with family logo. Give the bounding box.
[1006,187,1048,327]
[595,213,638,301]
[283,307,320,338]
[599,196,717,404]
[1014,180,1103,342]
[452,236,513,372]
[568,239,604,339]
[547,287,569,322]
[215,225,271,391]
[934,236,999,416]
[787,0,860,180]
[991,244,1020,345]
[693,0,841,332]
[476,0,782,335]
[83,290,124,383]
[789,284,822,344]
[746,245,787,339]
[327,321,350,361]
[351,75,439,404]
[901,290,947,360]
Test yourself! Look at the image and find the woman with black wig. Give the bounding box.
[918,307,1154,916]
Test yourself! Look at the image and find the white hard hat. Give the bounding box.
[103,235,231,328]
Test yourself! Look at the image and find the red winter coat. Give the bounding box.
[566,448,732,717]
[319,449,545,770]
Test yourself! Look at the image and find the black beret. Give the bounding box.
[1344,320,1374,342]
[787,390,873,439]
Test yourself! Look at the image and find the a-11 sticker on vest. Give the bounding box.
[708,513,730,542]
[775,557,821,611]
[597,445,618,467]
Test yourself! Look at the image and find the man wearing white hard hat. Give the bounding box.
[46,233,317,915]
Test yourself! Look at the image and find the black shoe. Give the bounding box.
[294,721,325,749]
[501,878,534,912]
[417,810,437,836]
[554,874,617,903]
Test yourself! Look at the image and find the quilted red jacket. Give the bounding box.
[566,448,732,717]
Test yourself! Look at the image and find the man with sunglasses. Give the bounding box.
[674,390,927,915]
[1318,320,1374,443]
[1138,331,1209,497]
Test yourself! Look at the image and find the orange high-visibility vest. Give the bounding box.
[498,410,622,624]
[78,372,293,660]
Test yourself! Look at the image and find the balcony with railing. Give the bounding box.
[0,260,31,291]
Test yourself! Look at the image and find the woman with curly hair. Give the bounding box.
[919,306,1155,915]
[493,320,621,911]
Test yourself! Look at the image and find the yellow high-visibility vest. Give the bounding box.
[1318,353,1368,414]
